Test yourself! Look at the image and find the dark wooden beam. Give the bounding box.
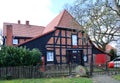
[53,31,57,64]
[59,29,62,64]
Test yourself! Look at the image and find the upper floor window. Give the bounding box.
[72,34,77,45]
[13,39,18,45]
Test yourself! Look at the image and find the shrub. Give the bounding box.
[0,46,42,66]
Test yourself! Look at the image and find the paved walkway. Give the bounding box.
[92,75,120,83]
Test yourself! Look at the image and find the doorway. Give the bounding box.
[66,49,84,66]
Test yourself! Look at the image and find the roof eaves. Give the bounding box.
[17,29,56,46]
[88,37,111,56]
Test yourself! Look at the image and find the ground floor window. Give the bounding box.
[47,51,54,61]
[83,54,88,62]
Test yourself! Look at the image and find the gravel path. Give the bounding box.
[92,75,120,83]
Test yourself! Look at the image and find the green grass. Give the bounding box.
[112,74,120,81]
[0,77,92,83]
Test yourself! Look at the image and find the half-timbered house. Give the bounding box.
[3,10,110,65]
[3,10,109,65]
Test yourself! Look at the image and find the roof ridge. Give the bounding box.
[4,22,45,28]
[57,10,82,30]
[57,10,66,26]
[65,10,82,27]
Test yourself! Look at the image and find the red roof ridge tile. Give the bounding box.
[57,9,83,30]
[58,10,79,26]
[57,10,66,26]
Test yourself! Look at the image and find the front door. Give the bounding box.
[66,49,84,65]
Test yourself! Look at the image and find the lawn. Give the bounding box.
[0,77,92,83]
[112,74,120,81]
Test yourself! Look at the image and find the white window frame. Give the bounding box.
[72,34,77,45]
[13,38,18,44]
[83,55,87,62]
[47,51,54,61]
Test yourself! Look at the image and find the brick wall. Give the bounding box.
[6,25,13,46]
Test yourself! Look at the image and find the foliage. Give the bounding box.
[0,30,2,49]
[109,49,117,60]
[0,46,42,66]
[65,0,120,50]
[0,77,93,83]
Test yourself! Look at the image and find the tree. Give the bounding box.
[105,0,120,17]
[65,0,120,50]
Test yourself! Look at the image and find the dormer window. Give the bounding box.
[13,38,18,45]
[72,34,77,45]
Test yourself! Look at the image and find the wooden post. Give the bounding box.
[40,56,45,72]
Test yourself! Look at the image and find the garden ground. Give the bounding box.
[1,75,120,83]
[0,77,92,83]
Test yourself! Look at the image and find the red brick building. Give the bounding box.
[3,21,44,46]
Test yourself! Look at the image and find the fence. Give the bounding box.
[0,64,88,79]
[92,62,120,76]
[44,64,78,77]
[0,66,42,79]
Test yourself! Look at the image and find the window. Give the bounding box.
[47,51,54,61]
[72,34,77,45]
[13,39,18,44]
[83,55,88,62]
[72,50,77,53]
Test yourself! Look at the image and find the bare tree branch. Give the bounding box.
[65,0,120,50]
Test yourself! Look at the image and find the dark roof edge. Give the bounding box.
[17,29,55,46]
[88,37,111,56]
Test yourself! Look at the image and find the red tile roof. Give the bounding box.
[16,10,83,46]
[57,10,82,30]
[3,23,45,38]
[42,10,83,34]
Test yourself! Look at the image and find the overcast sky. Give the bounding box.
[0,0,73,30]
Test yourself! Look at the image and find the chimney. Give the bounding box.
[26,21,29,25]
[18,20,21,24]
[6,25,13,46]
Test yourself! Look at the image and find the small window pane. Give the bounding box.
[13,39,18,44]
[83,55,88,62]
[72,35,77,45]
[73,50,77,53]
[47,51,54,61]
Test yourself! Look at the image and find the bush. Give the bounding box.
[0,46,42,66]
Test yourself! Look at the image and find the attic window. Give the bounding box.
[13,38,18,45]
